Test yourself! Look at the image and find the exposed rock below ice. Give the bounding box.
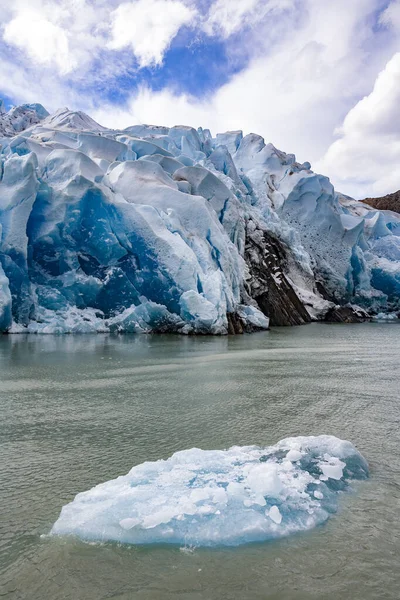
[324,305,371,323]
[50,435,369,547]
[1,102,400,334]
[244,225,312,326]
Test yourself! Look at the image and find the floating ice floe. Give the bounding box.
[372,312,399,322]
[50,435,368,547]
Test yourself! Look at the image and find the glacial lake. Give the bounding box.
[1,323,400,600]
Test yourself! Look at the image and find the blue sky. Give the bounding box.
[1,0,400,197]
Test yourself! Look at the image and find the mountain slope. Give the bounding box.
[1,103,399,334]
[362,191,400,214]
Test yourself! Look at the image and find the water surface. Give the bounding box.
[1,324,400,599]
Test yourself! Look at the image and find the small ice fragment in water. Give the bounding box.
[267,506,282,524]
[319,456,345,481]
[286,449,302,462]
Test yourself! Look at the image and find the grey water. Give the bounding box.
[1,323,400,600]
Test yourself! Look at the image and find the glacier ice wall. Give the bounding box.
[1,103,399,333]
[50,435,369,547]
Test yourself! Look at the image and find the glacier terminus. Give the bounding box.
[1,103,399,334]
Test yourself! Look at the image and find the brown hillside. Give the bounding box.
[362,191,400,214]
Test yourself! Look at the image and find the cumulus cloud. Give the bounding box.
[96,0,393,166]
[3,9,76,74]
[0,0,109,75]
[317,52,400,198]
[107,0,197,67]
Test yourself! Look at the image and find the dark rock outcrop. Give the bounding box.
[324,305,371,323]
[227,312,244,335]
[362,191,400,214]
[244,226,312,326]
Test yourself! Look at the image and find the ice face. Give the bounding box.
[0,102,49,137]
[231,133,400,310]
[50,435,369,547]
[0,260,12,331]
[1,103,400,333]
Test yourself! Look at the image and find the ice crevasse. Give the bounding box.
[50,435,369,547]
[1,103,399,334]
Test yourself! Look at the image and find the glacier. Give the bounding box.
[50,435,369,547]
[1,102,400,334]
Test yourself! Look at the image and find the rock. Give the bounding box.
[324,305,371,323]
[362,191,400,214]
[226,312,244,335]
[244,227,312,326]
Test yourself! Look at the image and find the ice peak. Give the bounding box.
[41,107,107,132]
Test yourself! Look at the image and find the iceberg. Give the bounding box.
[50,435,368,547]
[1,101,400,333]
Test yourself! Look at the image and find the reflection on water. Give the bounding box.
[1,324,400,599]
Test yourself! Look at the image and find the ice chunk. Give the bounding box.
[172,165,244,245]
[179,290,225,334]
[372,312,398,322]
[0,103,49,137]
[50,435,368,547]
[216,131,243,156]
[0,260,12,331]
[168,126,202,153]
[237,305,270,330]
[109,301,185,333]
[267,506,282,525]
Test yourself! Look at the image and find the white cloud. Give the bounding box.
[379,0,400,32]
[92,86,209,129]
[107,0,197,67]
[96,0,391,165]
[317,52,400,198]
[3,9,76,74]
[204,0,295,38]
[0,0,110,75]
[0,52,89,111]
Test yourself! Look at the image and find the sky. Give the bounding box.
[1,0,400,199]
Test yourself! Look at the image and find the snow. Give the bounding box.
[1,101,400,333]
[40,107,106,132]
[50,435,369,547]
